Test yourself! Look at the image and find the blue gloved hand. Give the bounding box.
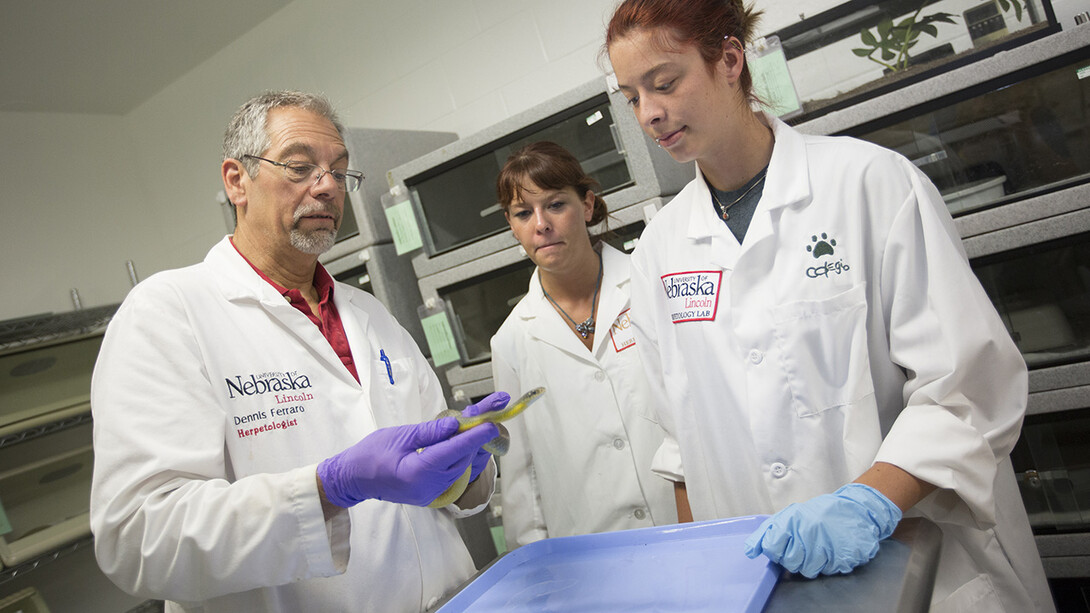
[462,391,511,482]
[317,417,499,508]
[743,483,902,578]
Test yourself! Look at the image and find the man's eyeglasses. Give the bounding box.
[243,155,364,192]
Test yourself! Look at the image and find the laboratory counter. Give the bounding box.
[764,517,941,613]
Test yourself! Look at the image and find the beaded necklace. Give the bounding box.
[541,252,603,339]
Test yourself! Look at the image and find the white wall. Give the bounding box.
[0,112,157,318]
[0,0,832,322]
[1,0,613,321]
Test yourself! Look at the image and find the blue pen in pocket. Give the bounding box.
[379,349,394,384]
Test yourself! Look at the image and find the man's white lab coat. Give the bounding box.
[91,237,487,613]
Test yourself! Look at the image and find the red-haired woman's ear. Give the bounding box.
[721,36,746,81]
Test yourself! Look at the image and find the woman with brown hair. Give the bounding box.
[605,1,1052,610]
[490,141,676,550]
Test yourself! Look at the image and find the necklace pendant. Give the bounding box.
[574,317,595,339]
[722,212,730,221]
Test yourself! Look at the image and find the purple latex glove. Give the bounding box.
[317,417,499,508]
[462,391,511,482]
[743,483,902,578]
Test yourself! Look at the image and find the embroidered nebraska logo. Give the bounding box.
[661,270,722,323]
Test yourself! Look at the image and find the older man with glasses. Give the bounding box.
[89,90,507,613]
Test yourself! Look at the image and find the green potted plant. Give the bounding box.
[853,0,1026,73]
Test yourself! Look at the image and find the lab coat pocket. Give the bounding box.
[930,573,1002,613]
[770,283,875,417]
[370,356,421,426]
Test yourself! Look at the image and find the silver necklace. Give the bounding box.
[541,252,603,339]
[710,171,766,220]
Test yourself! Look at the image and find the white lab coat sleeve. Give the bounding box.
[489,341,548,549]
[90,280,345,602]
[872,160,1027,529]
[629,243,685,483]
[451,459,497,516]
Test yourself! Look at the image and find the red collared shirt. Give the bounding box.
[231,239,359,383]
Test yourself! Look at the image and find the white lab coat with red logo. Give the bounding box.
[629,115,1053,612]
[90,237,486,613]
[491,243,677,549]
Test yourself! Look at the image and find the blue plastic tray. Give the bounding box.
[438,515,778,612]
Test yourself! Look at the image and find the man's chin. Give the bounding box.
[290,229,337,255]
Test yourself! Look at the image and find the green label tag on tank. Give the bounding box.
[386,199,424,255]
[749,45,801,118]
[1078,65,1090,80]
[0,496,12,536]
[421,311,461,367]
[490,524,507,555]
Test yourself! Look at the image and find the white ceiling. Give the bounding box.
[0,0,294,115]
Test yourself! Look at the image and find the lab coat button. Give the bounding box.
[770,462,788,478]
[612,438,626,450]
[594,370,606,382]
[748,349,763,364]
[634,508,647,520]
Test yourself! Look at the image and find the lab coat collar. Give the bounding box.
[592,243,632,354]
[334,283,374,391]
[205,236,366,387]
[517,243,630,358]
[762,113,813,213]
[207,236,285,304]
[208,236,340,308]
[685,112,812,243]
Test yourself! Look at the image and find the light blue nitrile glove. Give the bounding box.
[743,483,902,578]
[462,391,511,482]
[317,418,499,508]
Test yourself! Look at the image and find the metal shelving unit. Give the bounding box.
[0,306,142,612]
[0,411,94,451]
[0,536,93,586]
[0,305,116,351]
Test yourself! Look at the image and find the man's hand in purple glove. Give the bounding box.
[462,391,511,482]
[317,417,499,508]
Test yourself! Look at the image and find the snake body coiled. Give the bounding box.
[427,387,546,508]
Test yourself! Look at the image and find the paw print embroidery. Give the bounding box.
[806,233,836,258]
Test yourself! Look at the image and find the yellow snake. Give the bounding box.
[427,387,546,508]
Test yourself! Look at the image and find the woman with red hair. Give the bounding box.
[606,1,1052,610]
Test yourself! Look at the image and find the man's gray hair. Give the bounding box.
[223,90,345,177]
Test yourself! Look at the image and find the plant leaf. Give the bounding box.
[918,23,938,37]
[860,28,878,46]
[852,48,873,56]
[877,17,893,38]
[889,26,910,44]
[882,47,896,61]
